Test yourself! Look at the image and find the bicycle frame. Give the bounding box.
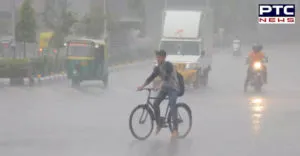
[130,88,191,140]
[143,88,170,122]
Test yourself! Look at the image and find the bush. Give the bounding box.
[0,58,30,78]
[0,48,152,78]
[31,55,65,76]
[0,56,66,78]
[0,58,29,65]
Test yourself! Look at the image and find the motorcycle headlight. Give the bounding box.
[251,98,262,104]
[253,62,262,70]
[185,63,197,69]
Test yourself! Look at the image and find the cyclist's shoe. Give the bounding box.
[171,130,179,139]
[155,117,166,135]
[155,126,162,135]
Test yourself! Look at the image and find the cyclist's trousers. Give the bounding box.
[153,88,178,131]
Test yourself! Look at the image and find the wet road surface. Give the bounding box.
[0,43,300,156]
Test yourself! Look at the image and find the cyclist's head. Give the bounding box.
[155,50,166,64]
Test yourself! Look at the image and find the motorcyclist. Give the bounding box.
[244,43,268,91]
[232,36,241,55]
[137,50,179,138]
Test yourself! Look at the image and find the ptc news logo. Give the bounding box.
[258,4,296,24]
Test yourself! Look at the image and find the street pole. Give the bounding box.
[206,0,210,8]
[11,0,16,58]
[103,0,108,40]
[103,0,110,56]
[164,0,168,9]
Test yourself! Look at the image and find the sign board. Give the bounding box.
[163,10,202,39]
[39,32,54,49]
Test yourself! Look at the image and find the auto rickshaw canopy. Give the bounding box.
[65,38,108,60]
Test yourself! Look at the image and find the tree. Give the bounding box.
[75,3,117,39]
[43,0,77,49]
[42,0,77,73]
[15,0,36,58]
[83,4,105,38]
[127,0,146,34]
[49,11,77,49]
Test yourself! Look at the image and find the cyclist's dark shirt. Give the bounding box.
[145,61,179,90]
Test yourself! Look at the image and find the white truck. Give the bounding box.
[157,8,214,87]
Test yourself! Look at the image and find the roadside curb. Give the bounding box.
[32,73,68,85]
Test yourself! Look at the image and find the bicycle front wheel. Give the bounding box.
[129,105,154,140]
[168,103,192,139]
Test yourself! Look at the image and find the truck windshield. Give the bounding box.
[67,44,93,57]
[160,41,200,55]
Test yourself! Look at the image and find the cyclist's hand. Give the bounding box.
[137,86,144,91]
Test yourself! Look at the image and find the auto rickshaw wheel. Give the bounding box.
[103,74,109,88]
[71,79,80,87]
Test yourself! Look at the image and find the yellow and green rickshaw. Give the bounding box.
[64,38,109,87]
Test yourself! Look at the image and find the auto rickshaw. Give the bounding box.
[64,38,109,88]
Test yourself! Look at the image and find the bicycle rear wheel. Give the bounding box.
[129,105,154,140]
[168,103,192,139]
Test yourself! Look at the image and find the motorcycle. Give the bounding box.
[232,39,241,56]
[246,58,268,92]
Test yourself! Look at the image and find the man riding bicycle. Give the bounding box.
[137,50,179,138]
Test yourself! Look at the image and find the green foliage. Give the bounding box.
[0,58,30,78]
[83,5,105,38]
[0,58,29,66]
[43,1,77,49]
[61,11,78,35]
[0,56,65,78]
[49,11,77,49]
[15,0,36,43]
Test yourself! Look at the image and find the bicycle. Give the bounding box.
[129,88,192,140]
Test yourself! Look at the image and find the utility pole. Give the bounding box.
[206,0,210,8]
[103,0,108,39]
[11,0,16,58]
[164,0,168,9]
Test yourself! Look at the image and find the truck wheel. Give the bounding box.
[193,71,200,89]
[200,70,209,86]
[28,76,34,87]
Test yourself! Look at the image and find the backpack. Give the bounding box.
[177,71,185,97]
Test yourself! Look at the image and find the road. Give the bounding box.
[1,43,300,156]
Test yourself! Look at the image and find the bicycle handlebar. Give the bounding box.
[142,88,155,91]
[138,87,169,100]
